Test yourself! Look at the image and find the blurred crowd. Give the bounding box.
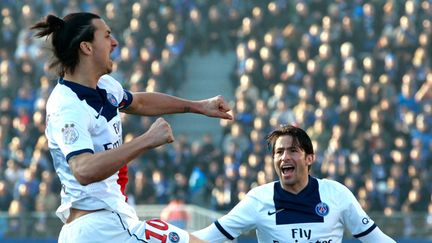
[0,0,431,238]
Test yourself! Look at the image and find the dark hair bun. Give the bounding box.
[46,14,65,32]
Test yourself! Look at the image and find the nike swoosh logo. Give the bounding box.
[95,107,103,119]
[268,208,285,215]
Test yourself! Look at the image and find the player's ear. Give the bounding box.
[79,41,92,55]
[306,154,315,166]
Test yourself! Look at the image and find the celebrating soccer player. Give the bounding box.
[32,12,232,243]
[193,125,396,243]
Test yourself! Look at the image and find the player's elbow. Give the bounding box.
[71,163,108,185]
[70,165,95,185]
[69,155,96,185]
[73,171,94,185]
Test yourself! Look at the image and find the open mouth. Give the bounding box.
[281,165,295,176]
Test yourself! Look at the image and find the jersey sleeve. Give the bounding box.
[46,103,94,161]
[99,74,133,110]
[192,223,228,242]
[193,192,259,241]
[339,184,377,238]
[118,89,133,110]
[358,226,396,243]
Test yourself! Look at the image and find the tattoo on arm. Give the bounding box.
[183,106,191,113]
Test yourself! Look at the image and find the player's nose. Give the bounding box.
[111,36,119,48]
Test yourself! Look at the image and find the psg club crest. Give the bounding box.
[107,93,118,106]
[168,232,180,242]
[315,202,329,217]
[62,123,79,145]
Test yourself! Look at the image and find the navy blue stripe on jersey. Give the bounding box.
[273,176,324,224]
[118,89,133,110]
[66,148,94,162]
[353,223,377,238]
[114,211,149,243]
[215,220,235,240]
[59,78,118,122]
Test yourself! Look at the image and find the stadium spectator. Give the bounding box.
[0,180,13,211]
[160,192,190,230]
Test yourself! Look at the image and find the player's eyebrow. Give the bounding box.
[276,145,297,151]
[103,23,112,35]
[107,29,112,35]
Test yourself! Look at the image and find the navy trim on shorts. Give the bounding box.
[214,220,234,240]
[353,223,377,238]
[114,212,148,243]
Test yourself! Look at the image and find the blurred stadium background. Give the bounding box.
[0,0,431,242]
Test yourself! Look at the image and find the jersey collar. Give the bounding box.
[58,77,117,121]
[59,77,106,104]
[273,176,324,224]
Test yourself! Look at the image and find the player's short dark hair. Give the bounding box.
[266,124,314,156]
[31,12,100,76]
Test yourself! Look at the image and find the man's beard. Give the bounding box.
[105,61,113,74]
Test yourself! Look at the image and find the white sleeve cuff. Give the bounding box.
[192,222,233,242]
[358,226,396,243]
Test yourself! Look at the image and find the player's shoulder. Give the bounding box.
[317,177,352,195]
[46,81,96,121]
[99,74,118,83]
[47,83,80,110]
[99,74,126,99]
[247,182,276,200]
[99,74,122,89]
[317,177,347,189]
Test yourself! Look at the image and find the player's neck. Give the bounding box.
[64,66,100,89]
[283,177,309,195]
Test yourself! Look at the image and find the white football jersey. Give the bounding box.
[205,177,377,243]
[45,74,135,223]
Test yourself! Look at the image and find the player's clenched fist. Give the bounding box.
[200,95,233,120]
[145,117,174,148]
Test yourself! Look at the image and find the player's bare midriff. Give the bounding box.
[66,208,105,223]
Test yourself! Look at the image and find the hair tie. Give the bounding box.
[46,15,65,32]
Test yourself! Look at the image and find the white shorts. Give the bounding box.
[58,210,190,243]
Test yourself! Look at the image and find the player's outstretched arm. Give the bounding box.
[122,92,233,120]
[358,226,396,243]
[189,234,209,243]
[192,224,230,243]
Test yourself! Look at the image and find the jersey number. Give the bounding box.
[145,219,168,243]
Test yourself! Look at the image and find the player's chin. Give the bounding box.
[281,175,293,183]
[106,65,113,74]
[107,59,114,70]
[280,177,295,190]
[281,171,297,185]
